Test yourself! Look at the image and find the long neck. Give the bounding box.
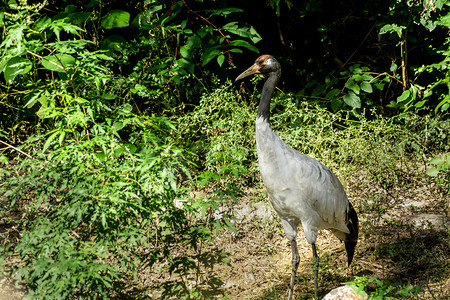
[257,70,280,122]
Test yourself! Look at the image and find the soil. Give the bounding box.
[0,275,27,300]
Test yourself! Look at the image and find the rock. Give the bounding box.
[322,286,367,300]
[399,200,426,207]
[403,213,450,230]
[234,202,274,221]
[0,276,27,300]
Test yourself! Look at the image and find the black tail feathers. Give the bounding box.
[345,202,359,266]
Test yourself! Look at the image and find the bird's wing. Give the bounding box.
[285,145,350,234]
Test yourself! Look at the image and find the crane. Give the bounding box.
[235,55,359,300]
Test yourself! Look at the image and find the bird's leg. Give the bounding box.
[311,243,319,300]
[288,239,300,300]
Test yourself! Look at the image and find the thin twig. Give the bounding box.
[0,140,33,159]
[181,0,231,44]
[368,71,403,85]
[337,24,375,73]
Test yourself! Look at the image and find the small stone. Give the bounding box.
[322,286,367,300]
[403,213,449,230]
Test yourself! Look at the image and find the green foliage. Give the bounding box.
[101,9,130,29]
[426,153,450,177]
[177,78,256,184]
[0,3,240,298]
[345,276,421,299]
[1,110,203,298]
[426,153,450,194]
[307,64,389,111]
[1,98,239,298]
[129,0,260,78]
[379,0,450,114]
[271,95,408,172]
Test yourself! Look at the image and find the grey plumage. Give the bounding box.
[235,55,358,300]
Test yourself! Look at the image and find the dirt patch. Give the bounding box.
[0,275,26,300]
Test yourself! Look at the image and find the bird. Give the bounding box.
[235,55,358,300]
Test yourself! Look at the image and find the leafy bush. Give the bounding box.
[378,0,450,114]
[0,3,239,298]
[345,276,421,299]
[304,63,390,111]
[177,78,258,184]
[426,153,450,194]
[0,108,240,298]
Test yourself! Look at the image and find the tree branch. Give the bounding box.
[0,140,33,159]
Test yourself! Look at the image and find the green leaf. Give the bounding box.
[3,57,32,83]
[41,54,75,72]
[209,8,243,16]
[1,24,26,50]
[69,12,93,25]
[374,82,385,90]
[343,92,361,108]
[201,46,221,66]
[172,74,181,84]
[217,54,225,67]
[380,23,405,38]
[58,130,66,145]
[311,85,325,97]
[361,81,373,93]
[429,156,443,165]
[131,8,162,29]
[390,62,398,72]
[325,88,340,99]
[349,64,362,73]
[43,131,59,152]
[345,79,360,94]
[122,103,133,114]
[361,73,373,81]
[176,58,194,73]
[180,19,188,29]
[228,39,258,52]
[101,10,130,29]
[36,95,52,119]
[24,91,43,108]
[436,12,450,28]
[180,45,191,58]
[414,100,426,108]
[426,167,439,177]
[435,95,450,113]
[223,23,262,43]
[187,35,201,48]
[100,35,127,52]
[112,121,124,132]
[396,90,411,103]
[330,98,343,111]
[0,55,11,73]
[228,48,243,53]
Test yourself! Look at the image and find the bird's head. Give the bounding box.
[235,55,280,82]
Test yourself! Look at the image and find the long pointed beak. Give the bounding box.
[235,63,261,82]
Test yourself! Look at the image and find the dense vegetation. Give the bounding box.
[0,0,449,299]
